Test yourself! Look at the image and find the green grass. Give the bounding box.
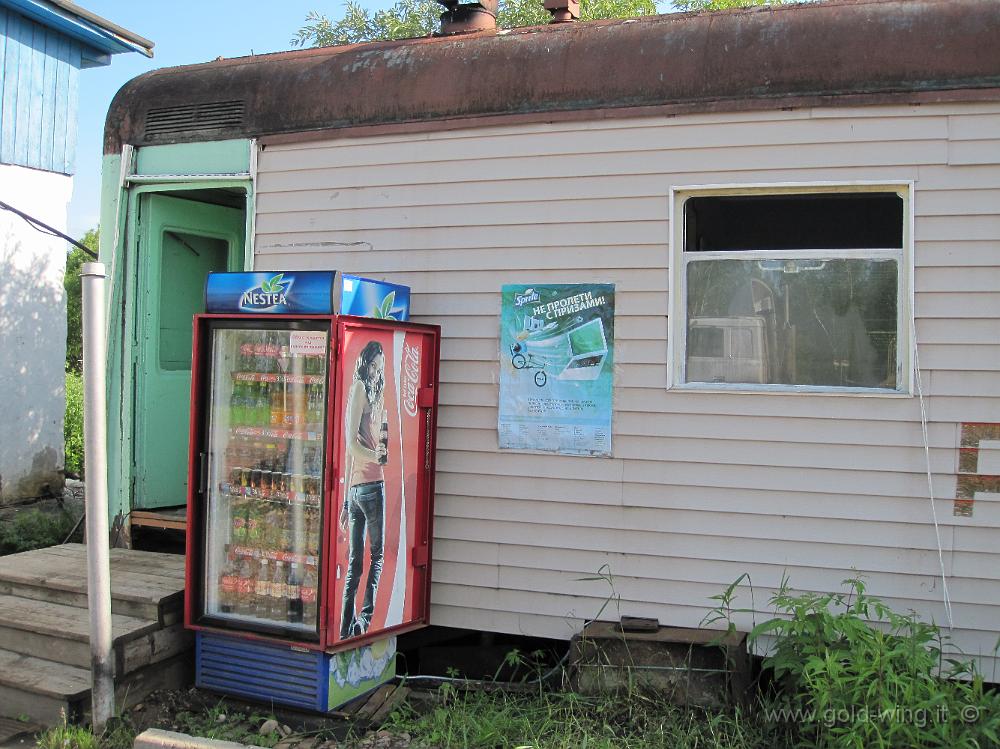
[36,713,134,749]
[385,684,784,749]
[64,368,84,477]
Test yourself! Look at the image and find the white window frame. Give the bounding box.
[667,182,914,395]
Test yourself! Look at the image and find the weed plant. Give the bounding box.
[748,576,1000,749]
[0,508,79,555]
[36,712,134,749]
[65,368,84,477]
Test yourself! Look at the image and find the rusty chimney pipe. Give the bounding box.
[436,0,498,35]
[544,0,579,23]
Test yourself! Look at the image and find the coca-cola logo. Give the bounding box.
[402,343,421,418]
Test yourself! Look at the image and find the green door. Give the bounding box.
[135,194,245,509]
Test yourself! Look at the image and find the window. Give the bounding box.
[670,185,911,393]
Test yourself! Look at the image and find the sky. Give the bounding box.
[69,1,394,238]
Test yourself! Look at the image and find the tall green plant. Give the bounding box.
[750,576,1000,748]
[64,369,84,477]
[64,228,98,372]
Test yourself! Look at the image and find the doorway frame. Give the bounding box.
[104,138,257,543]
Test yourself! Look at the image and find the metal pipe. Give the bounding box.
[81,262,114,731]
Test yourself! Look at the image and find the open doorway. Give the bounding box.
[129,188,246,545]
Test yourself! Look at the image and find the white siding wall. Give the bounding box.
[255,101,1000,676]
[0,163,71,502]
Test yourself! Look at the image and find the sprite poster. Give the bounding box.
[499,284,615,456]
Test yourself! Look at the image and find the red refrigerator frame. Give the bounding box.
[184,313,440,653]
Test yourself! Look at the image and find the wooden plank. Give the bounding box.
[258,243,666,273]
[25,21,44,169]
[0,594,158,644]
[257,220,668,253]
[949,140,1000,167]
[435,425,957,473]
[433,544,999,607]
[916,267,1000,293]
[355,684,398,721]
[1,9,21,163]
[370,685,410,724]
[432,516,952,577]
[0,647,90,705]
[258,139,946,196]
[436,494,957,551]
[0,548,187,598]
[261,116,948,173]
[917,215,1000,242]
[131,510,187,530]
[61,39,79,174]
[258,197,666,234]
[52,32,70,174]
[119,624,193,674]
[38,25,57,171]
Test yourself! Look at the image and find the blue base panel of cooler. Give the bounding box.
[196,632,398,713]
[196,632,329,711]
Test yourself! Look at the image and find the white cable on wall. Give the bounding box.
[912,326,955,631]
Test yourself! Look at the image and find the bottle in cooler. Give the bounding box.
[255,558,271,619]
[219,550,239,614]
[269,382,284,427]
[257,382,271,427]
[287,562,303,623]
[229,380,241,426]
[269,560,286,620]
[236,556,255,615]
[301,565,318,623]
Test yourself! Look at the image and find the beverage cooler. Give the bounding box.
[184,271,439,711]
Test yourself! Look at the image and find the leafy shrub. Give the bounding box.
[65,368,84,477]
[0,509,79,556]
[751,576,1000,748]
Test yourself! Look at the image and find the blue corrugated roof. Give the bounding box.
[0,0,153,66]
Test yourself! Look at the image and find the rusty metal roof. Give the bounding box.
[105,0,1000,154]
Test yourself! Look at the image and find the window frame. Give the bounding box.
[667,182,914,395]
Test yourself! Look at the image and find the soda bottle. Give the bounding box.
[378,407,389,465]
[304,505,318,556]
[229,381,241,426]
[287,562,303,623]
[219,552,239,614]
[254,382,271,427]
[237,556,255,615]
[255,558,271,620]
[301,565,318,624]
[269,383,283,427]
[269,560,286,619]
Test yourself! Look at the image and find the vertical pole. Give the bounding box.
[81,262,114,731]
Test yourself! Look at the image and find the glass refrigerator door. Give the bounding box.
[202,325,328,637]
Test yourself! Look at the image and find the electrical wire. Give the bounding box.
[0,199,97,259]
[912,324,954,630]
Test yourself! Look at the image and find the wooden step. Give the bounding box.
[0,648,193,726]
[0,648,90,724]
[0,595,190,676]
[0,545,184,625]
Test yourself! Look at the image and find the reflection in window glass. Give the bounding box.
[686,259,898,388]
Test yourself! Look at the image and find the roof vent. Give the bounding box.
[436,0,497,35]
[144,100,245,138]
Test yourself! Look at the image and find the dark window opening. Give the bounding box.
[684,192,904,252]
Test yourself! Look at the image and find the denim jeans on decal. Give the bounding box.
[340,481,385,638]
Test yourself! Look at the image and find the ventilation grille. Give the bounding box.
[144,100,245,138]
[196,632,326,711]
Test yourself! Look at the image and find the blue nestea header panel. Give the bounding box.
[341,274,410,322]
[206,272,335,314]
